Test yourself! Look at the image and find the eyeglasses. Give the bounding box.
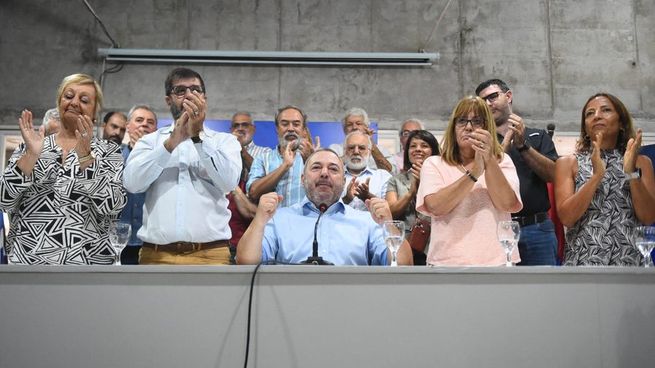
[481,91,502,103]
[400,130,415,137]
[231,122,253,129]
[455,117,484,127]
[169,85,204,97]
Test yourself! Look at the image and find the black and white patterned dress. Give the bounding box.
[0,135,126,264]
[564,150,642,266]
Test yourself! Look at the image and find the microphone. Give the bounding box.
[546,123,556,137]
[302,203,334,265]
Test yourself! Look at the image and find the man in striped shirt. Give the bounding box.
[247,105,313,207]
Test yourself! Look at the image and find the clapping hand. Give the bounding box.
[182,89,206,137]
[18,110,44,157]
[354,177,372,201]
[591,131,607,178]
[74,114,94,158]
[409,160,422,193]
[623,128,642,173]
[343,176,358,203]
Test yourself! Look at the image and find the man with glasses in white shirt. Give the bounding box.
[123,67,241,265]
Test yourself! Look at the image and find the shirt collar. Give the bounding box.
[301,197,346,216]
[346,166,373,176]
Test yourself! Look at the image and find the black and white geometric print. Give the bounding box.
[0,135,126,265]
[564,150,642,266]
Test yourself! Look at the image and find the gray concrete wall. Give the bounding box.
[0,0,653,132]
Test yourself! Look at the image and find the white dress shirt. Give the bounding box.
[123,125,242,244]
[342,166,392,211]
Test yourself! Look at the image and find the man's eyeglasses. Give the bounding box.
[481,91,502,103]
[231,122,253,129]
[400,130,414,137]
[455,117,484,127]
[170,85,204,97]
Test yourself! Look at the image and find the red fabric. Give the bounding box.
[227,180,251,248]
[547,182,566,263]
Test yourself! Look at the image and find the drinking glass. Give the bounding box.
[383,221,405,267]
[497,221,520,267]
[634,226,655,268]
[109,222,131,265]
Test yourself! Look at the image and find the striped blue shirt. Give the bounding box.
[246,147,305,207]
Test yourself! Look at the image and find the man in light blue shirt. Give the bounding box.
[237,149,412,266]
[247,105,314,207]
[342,131,392,212]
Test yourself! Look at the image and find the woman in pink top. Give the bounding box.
[416,96,523,266]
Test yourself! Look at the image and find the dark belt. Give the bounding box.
[512,212,549,227]
[142,240,229,252]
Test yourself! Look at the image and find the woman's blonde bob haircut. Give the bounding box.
[440,95,503,166]
[56,73,104,121]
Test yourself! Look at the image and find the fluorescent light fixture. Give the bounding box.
[97,48,439,66]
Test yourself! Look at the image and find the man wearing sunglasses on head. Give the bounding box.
[476,79,559,266]
[124,67,242,265]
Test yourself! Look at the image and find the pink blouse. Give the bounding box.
[416,155,523,266]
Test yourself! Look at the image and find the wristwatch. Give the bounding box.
[624,168,642,181]
[516,139,531,153]
[191,136,202,144]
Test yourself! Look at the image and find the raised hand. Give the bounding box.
[365,197,392,224]
[343,176,358,203]
[282,141,296,167]
[165,111,191,152]
[506,113,526,148]
[623,128,642,173]
[500,128,514,153]
[182,89,206,137]
[127,122,146,148]
[18,110,44,157]
[256,192,283,223]
[591,131,606,178]
[471,128,492,176]
[355,177,372,201]
[409,161,422,193]
[74,114,94,157]
[298,138,314,162]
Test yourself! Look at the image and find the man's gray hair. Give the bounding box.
[231,111,252,122]
[342,107,370,127]
[41,108,59,127]
[343,130,372,150]
[127,104,158,123]
[399,118,425,133]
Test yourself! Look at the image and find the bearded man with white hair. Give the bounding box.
[341,131,392,212]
